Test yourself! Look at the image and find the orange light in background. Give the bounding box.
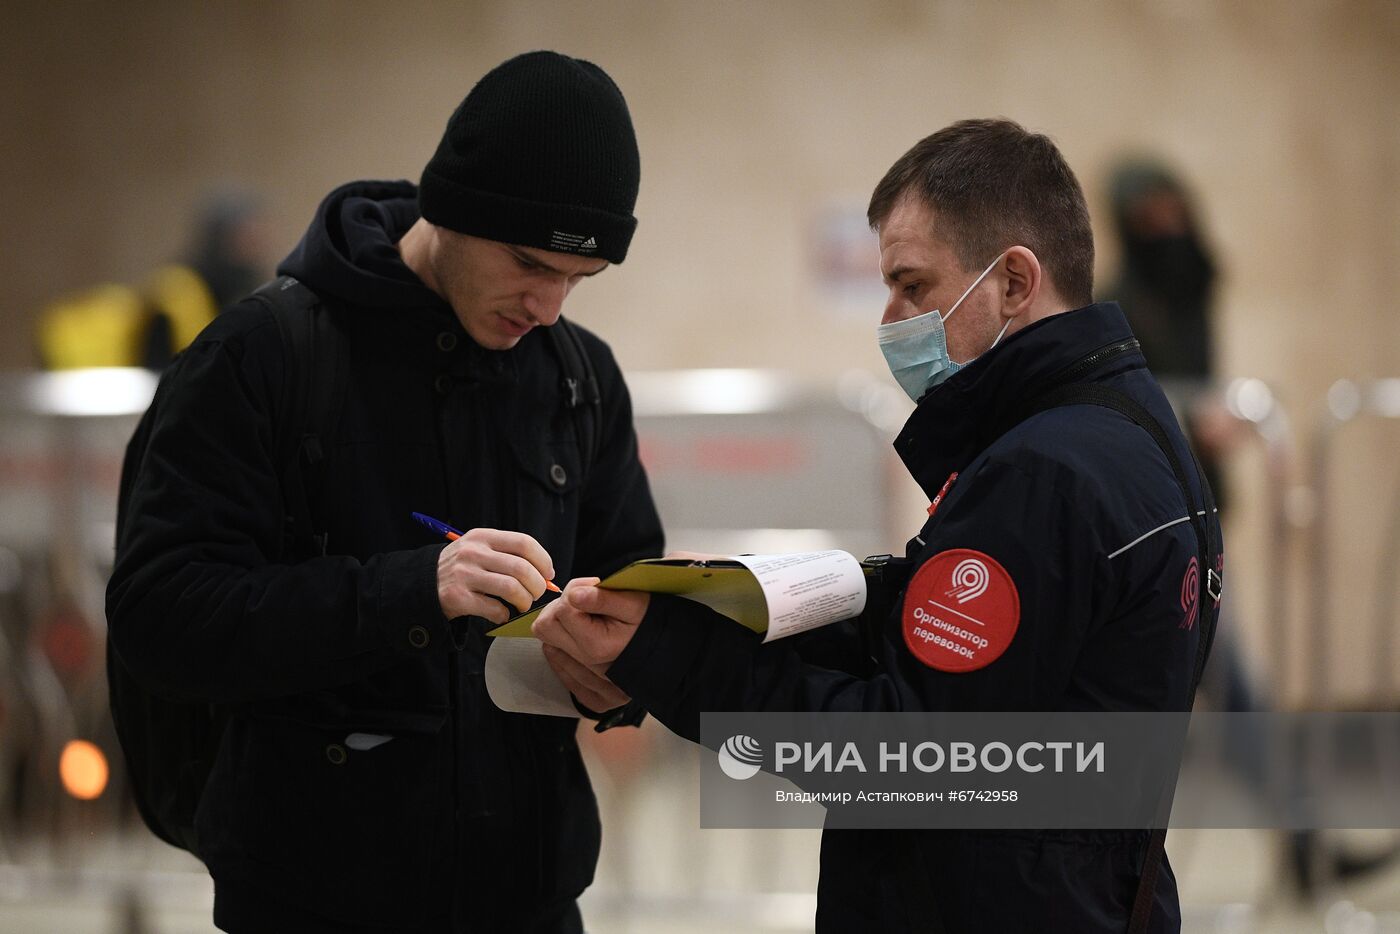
[59,739,109,800]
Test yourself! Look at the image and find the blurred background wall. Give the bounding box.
[4,0,1398,704]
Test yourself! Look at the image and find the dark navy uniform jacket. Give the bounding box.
[608,302,1221,934]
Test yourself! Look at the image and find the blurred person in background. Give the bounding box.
[1106,158,1398,894]
[139,189,275,369]
[1105,160,1232,510]
[34,188,272,372]
[1106,161,1216,386]
[186,189,273,313]
[106,51,660,934]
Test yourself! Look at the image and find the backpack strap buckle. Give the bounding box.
[563,376,583,409]
[562,375,601,409]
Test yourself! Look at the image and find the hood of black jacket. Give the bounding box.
[278,179,448,313]
[894,302,1147,500]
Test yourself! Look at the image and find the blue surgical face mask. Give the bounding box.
[877,251,1011,402]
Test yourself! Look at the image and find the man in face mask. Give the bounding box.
[874,237,1012,402]
[875,221,1025,402]
[533,119,1220,933]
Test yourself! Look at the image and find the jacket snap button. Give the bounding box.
[436,332,457,352]
[434,374,452,395]
[549,464,567,487]
[326,743,347,765]
[408,625,431,648]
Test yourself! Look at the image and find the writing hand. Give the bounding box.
[436,528,553,623]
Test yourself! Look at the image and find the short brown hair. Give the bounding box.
[867,119,1095,306]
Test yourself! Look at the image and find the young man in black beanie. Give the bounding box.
[108,51,662,933]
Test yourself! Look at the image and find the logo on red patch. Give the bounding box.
[902,549,1020,672]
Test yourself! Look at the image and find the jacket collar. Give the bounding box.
[893,302,1144,499]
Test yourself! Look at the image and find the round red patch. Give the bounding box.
[901,548,1020,672]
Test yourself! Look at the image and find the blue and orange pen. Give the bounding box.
[412,512,561,593]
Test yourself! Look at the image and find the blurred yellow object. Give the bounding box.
[59,738,109,800]
[35,265,217,370]
[144,263,219,352]
[36,283,149,369]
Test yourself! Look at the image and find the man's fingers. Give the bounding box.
[465,528,555,584]
[544,643,617,696]
[436,529,560,621]
[460,567,537,614]
[540,644,602,706]
[531,602,591,659]
[568,584,650,624]
[541,644,629,710]
[534,596,629,668]
[440,562,533,615]
[563,576,601,594]
[453,539,549,602]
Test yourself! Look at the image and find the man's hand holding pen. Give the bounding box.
[436,527,557,624]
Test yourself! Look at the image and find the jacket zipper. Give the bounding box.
[1044,337,1141,388]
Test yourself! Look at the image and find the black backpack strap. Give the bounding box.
[1013,382,1220,934]
[298,285,349,551]
[249,275,349,557]
[544,316,602,477]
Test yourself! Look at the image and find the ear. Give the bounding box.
[999,246,1042,320]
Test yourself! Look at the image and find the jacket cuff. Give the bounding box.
[606,594,712,704]
[374,543,453,654]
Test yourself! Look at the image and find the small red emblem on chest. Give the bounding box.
[927,471,959,517]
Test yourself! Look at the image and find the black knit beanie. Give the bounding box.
[419,51,640,264]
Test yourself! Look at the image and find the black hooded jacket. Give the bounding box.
[107,180,663,932]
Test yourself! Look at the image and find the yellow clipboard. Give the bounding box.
[485,558,770,638]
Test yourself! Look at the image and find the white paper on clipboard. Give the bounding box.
[732,550,867,642]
